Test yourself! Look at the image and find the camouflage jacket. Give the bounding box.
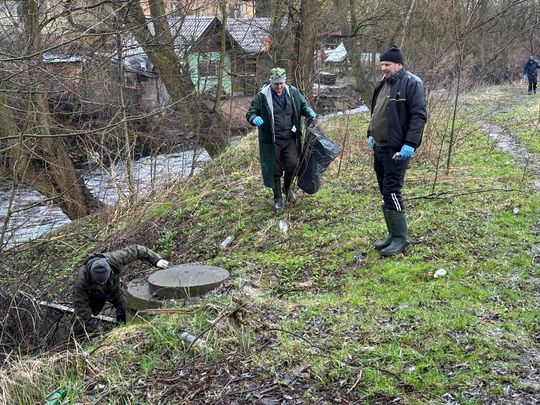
[72,245,162,331]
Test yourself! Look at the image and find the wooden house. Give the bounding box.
[226,18,274,96]
[118,16,233,107]
[172,16,233,96]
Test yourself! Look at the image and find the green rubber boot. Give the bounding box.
[380,210,411,256]
[374,208,392,250]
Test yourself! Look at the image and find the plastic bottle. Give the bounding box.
[46,388,66,405]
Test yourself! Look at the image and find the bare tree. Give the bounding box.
[114,0,229,157]
[0,0,103,221]
[327,0,394,106]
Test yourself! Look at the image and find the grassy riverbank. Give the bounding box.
[1,83,539,404]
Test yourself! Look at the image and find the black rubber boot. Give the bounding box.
[116,312,127,325]
[283,175,297,204]
[273,179,283,210]
[380,210,411,256]
[374,208,392,250]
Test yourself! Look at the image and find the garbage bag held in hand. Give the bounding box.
[297,127,342,194]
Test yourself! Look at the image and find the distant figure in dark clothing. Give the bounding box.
[72,245,168,337]
[523,55,540,95]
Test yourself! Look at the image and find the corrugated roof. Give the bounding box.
[122,34,152,72]
[170,16,219,49]
[226,18,271,54]
[121,16,281,70]
[121,16,220,72]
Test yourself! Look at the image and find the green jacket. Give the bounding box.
[246,84,316,187]
[72,245,162,331]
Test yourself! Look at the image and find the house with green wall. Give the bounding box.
[187,51,232,96]
[174,16,233,96]
[121,15,276,106]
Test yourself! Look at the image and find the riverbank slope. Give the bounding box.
[1,83,539,404]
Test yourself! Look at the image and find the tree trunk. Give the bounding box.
[290,0,316,96]
[268,0,291,69]
[0,0,103,221]
[122,0,229,157]
[340,0,375,107]
[213,0,228,114]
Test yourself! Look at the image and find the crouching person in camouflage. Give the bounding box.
[72,245,168,338]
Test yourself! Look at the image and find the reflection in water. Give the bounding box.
[0,149,210,250]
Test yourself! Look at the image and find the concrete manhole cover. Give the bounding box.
[126,264,230,310]
[148,264,230,299]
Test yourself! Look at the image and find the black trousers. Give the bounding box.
[74,290,127,338]
[274,138,299,181]
[373,146,409,211]
[528,79,537,92]
[89,289,127,323]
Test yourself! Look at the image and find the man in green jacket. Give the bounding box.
[246,67,317,209]
[72,245,168,337]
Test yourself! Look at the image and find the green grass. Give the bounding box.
[1,83,539,403]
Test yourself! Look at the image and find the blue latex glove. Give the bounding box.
[367,136,376,149]
[253,116,264,126]
[400,144,415,160]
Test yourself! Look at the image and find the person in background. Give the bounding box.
[367,45,428,256]
[72,245,168,337]
[523,55,540,95]
[246,67,317,210]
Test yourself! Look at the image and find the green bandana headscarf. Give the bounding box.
[270,67,286,84]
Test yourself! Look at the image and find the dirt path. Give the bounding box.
[478,94,540,403]
[476,94,540,261]
[477,102,540,189]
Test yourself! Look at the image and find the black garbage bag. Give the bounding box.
[297,127,342,194]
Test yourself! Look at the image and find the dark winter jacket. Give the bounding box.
[523,58,540,81]
[246,84,316,187]
[368,68,427,150]
[73,245,162,331]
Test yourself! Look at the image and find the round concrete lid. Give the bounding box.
[148,264,230,299]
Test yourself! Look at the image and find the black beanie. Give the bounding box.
[90,258,111,283]
[380,45,404,64]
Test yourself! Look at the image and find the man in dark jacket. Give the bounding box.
[367,45,427,256]
[246,67,317,210]
[523,55,540,95]
[72,245,168,337]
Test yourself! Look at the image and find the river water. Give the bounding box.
[0,106,369,251]
[0,148,210,250]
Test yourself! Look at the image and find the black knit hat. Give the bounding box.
[380,45,404,64]
[90,258,111,284]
